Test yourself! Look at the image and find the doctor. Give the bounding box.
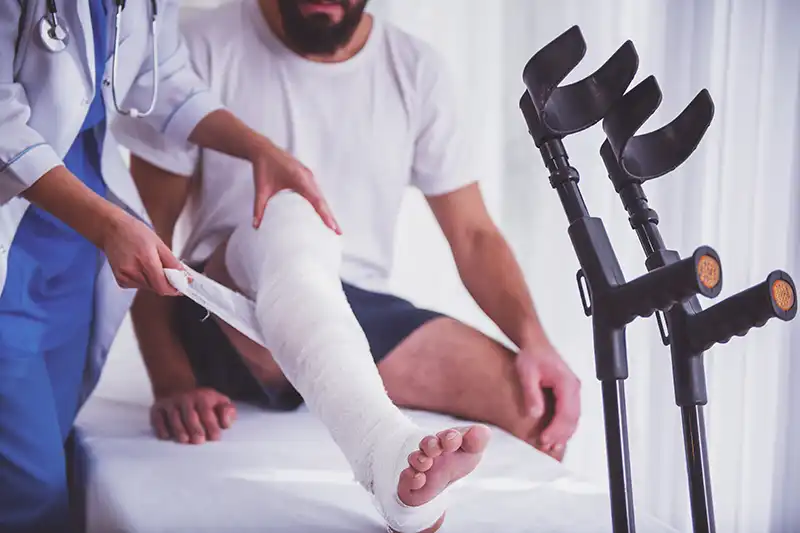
[0,1,338,531]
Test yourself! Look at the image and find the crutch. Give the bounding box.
[517,25,797,533]
[598,74,796,533]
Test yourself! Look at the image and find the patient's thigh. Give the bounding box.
[224,192,342,301]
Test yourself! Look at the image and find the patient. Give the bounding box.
[115,1,581,526]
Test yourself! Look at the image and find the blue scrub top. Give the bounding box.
[64,0,107,194]
[0,0,109,354]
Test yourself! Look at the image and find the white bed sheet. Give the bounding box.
[74,320,680,533]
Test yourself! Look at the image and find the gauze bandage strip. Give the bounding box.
[164,264,266,347]
[222,193,448,532]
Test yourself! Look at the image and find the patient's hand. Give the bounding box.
[151,388,237,445]
[515,343,581,457]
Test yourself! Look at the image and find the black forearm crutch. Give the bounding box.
[517,26,798,533]
[518,26,723,532]
[599,75,797,533]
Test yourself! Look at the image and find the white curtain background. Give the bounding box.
[167,1,800,532]
[375,1,800,532]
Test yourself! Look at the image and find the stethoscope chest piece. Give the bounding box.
[39,14,69,53]
[35,0,158,117]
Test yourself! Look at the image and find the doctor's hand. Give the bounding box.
[187,109,340,232]
[101,210,184,296]
[151,388,237,444]
[515,342,581,458]
[245,137,341,232]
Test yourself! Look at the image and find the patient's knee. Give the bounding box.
[225,192,342,298]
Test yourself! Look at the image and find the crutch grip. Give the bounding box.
[611,246,722,325]
[688,270,797,352]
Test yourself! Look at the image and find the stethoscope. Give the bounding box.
[38,0,159,118]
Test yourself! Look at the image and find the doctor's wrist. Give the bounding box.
[242,132,276,163]
[95,205,133,249]
[190,109,270,162]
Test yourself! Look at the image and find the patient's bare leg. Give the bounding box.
[379,319,565,461]
[220,193,489,533]
[206,246,562,462]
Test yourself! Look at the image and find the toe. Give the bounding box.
[400,467,427,491]
[420,435,443,458]
[459,425,492,454]
[437,429,462,453]
[549,443,566,461]
[410,471,427,490]
[408,450,434,472]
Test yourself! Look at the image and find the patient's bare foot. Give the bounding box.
[392,425,491,532]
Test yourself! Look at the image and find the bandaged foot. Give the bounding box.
[367,422,490,533]
[224,193,490,532]
[399,426,491,510]
[389,426,491,531]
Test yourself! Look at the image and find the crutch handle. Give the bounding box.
[688,270,797,352]
[611,246,722,326]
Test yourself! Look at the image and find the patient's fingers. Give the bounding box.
[165,405,190,444]
[150,407,170,440]
[539,376,581,450]
[151,389,235,445]
[216,402,237,430]
[196,399,222,441]
[181,402,207,444]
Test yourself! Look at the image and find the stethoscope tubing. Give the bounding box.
[38,0,158,118]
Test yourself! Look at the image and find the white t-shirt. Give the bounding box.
[113,0,474,293]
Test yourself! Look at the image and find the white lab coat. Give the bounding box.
[0,0,222,403]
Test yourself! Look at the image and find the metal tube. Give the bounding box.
[681,406,715,533]
[635,212,716,533]
[557,181,591,223]
[602,380,636,533]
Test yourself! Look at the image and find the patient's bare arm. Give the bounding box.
[428,183,581,453]
[129,155,236,444]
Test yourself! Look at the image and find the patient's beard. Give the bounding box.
[277,0,368,55]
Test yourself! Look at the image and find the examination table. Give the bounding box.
[73,319,679,533]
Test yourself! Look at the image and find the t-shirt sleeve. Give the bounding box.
[111,8,212,177]
[410,47,476,196]
[112,115,201,177]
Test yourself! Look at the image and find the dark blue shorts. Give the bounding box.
[173,266,443,411]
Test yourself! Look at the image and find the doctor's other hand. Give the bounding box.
[151,388,237,444]
[100,210,183,296]
[245,137,341,233]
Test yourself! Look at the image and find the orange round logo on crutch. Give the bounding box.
[697,255,721,290]
[772,280,795,312]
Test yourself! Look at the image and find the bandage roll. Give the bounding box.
[225,193,446,532]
